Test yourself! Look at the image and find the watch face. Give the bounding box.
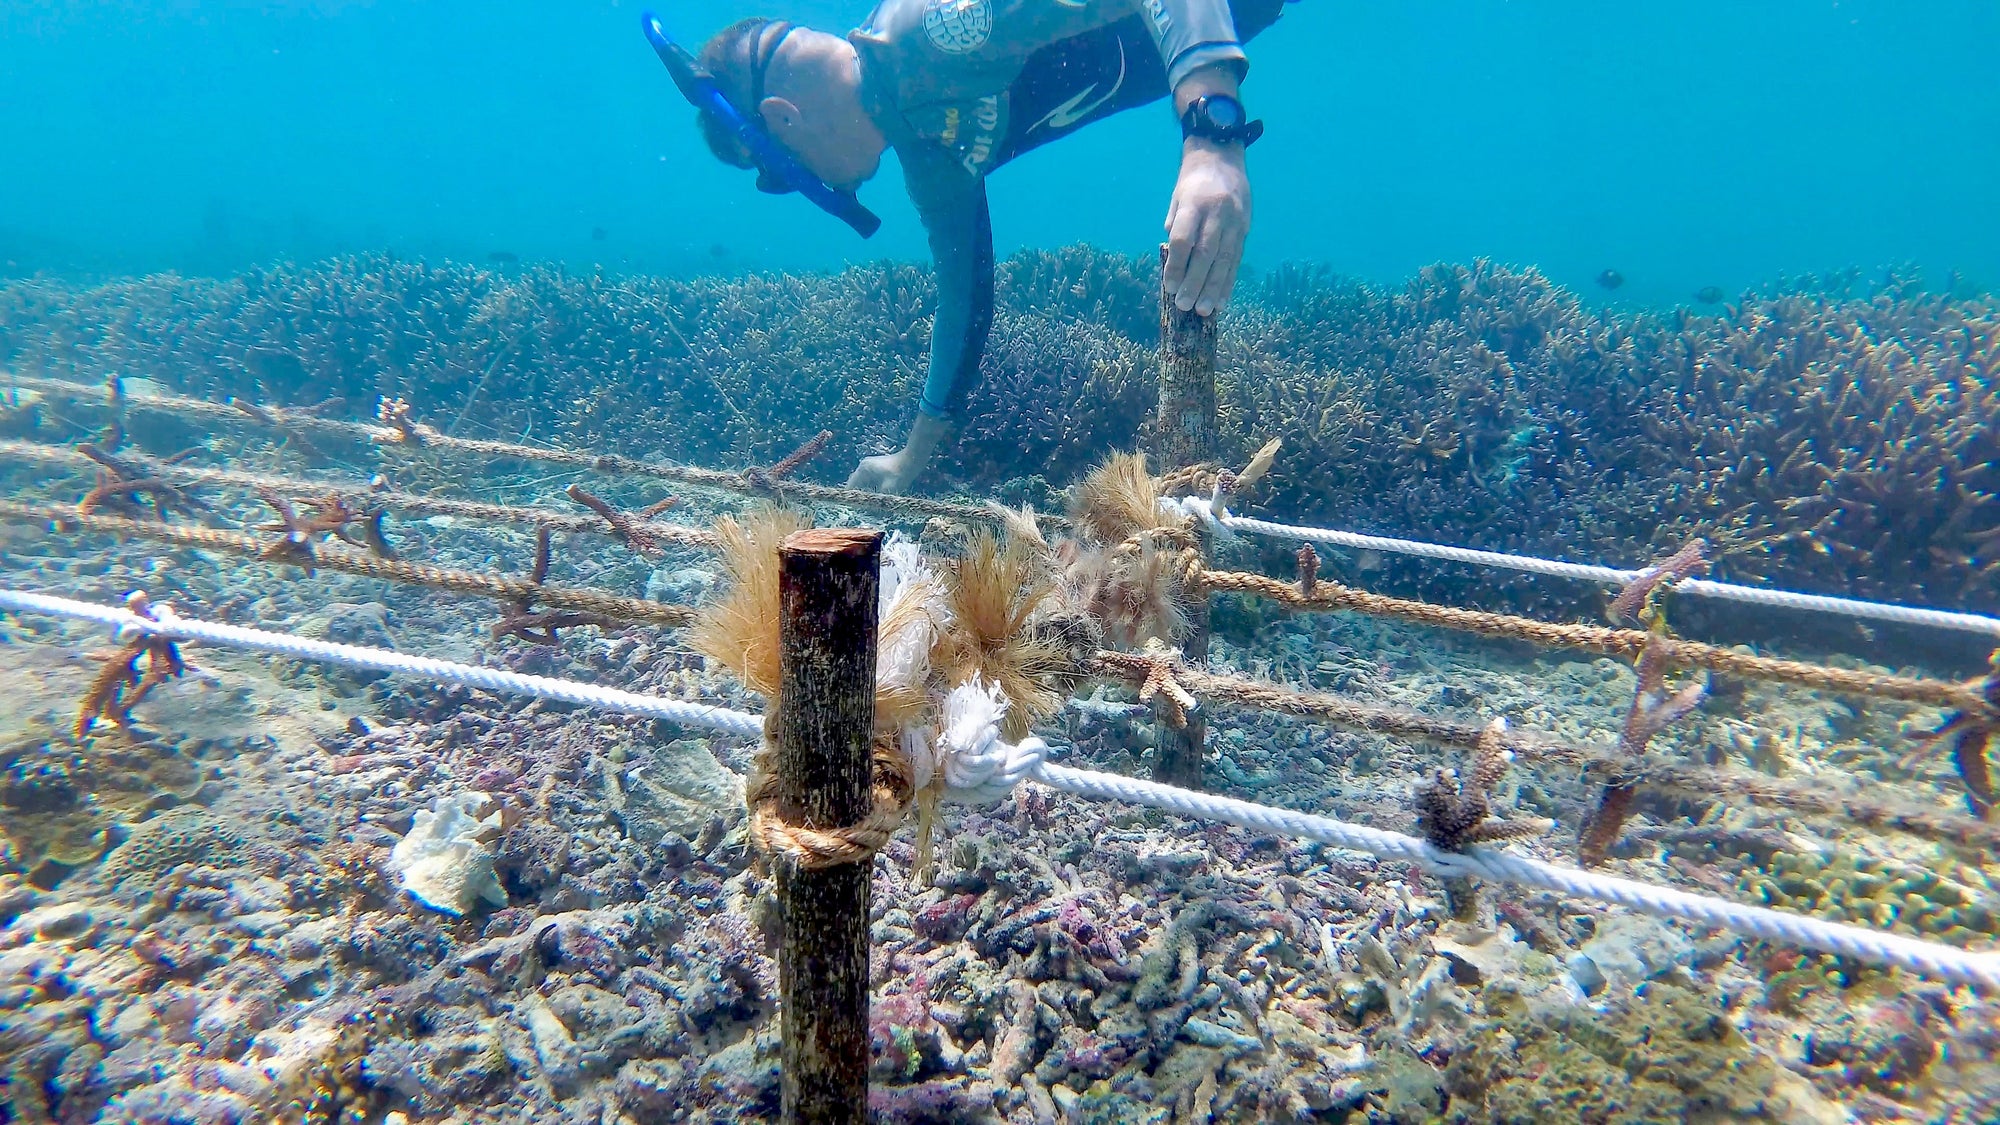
[1207,97,1242,128]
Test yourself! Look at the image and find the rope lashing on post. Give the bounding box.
[1168,497,2000,639]
[3,585,1994,988]
[0,439,720,548]
[0,500,697,629]
[745,734,915,870]
[7,375,1007,526]
[746,681,1047,867]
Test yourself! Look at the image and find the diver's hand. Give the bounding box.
[1163,138,1250,316]
[848,450,919,495]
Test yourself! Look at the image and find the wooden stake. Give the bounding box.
[774,528,881,1125]
[1154,245,1216,791]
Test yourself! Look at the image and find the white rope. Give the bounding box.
[921,679,1050,805]
[5,585,1994,988]
[1203,507,2000,638]
[1029,761,2000,990]
[0,588,763,738]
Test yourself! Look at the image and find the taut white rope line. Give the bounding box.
[0,588,763,738]
[1029,762,2000,990]
[1205,508,2000,638]
[4,586,1994,988]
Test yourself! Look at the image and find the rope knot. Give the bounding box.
[1159,493,1234,543]
[911,679,1048,806]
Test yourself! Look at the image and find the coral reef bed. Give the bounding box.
[2,250,1994,618]
[0,456,1996,1123]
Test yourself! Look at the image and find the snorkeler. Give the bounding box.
[644,0,1288,493]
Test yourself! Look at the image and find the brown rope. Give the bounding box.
[1191,567,1989,713]
[11,376,1010,526]
[743,735,914,869]
[0,499,695,629]
[1085,650,2000,850]
[0,439,719,549]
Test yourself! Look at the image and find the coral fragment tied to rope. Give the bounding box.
[75,592,186,737]
[1133,640,1200,729]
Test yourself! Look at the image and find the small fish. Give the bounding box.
[488,250,519,264]
[708,242,730,259]
[1594,269,1624,290]
[1694,285,1724,304]
[591,226,608,241]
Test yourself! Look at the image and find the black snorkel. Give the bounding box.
[642,12,882,239]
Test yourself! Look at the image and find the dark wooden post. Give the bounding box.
[774,528,881,1125]
[1154,244,1215,791]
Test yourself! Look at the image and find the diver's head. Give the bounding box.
[697,19,885,194]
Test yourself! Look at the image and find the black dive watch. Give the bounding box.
[1180,94,1264,147]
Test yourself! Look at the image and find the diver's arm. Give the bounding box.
[1141,0,1253,316]
[1142,0,1248,92]
[848,161,994,495]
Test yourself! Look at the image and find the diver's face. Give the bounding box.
[758,95,883,192]
[814,136,882,193]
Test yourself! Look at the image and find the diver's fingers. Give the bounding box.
[1195,221,1243,315]
[1164,199,1199,292]
[1196,252,1239,317]
[1175,216,1221,313]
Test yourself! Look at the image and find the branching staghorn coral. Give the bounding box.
[74,443,205,522]
[1580,635,1710,866]
[565,484,663,557]
[1132,638,1199,730]
[491,526,619,644]
[1415,719,1553,852]
[1606,539,1708,626]
[1915,654,2000,819]
[742,429,833,490]
[253,487,394,571]
[1415,720,1552,920]
[375,395,429,443]
[10,249,1989,612]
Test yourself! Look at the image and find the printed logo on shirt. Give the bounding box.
[1140,0,1172,37]
[923,0,994,55]
[1028,39,1126,133]
[959,94,1001,173]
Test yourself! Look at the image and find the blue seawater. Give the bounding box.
[2,0,1996,303]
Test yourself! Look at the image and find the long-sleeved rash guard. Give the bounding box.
[850,0,1284,420]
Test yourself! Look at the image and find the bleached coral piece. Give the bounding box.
[387,791,506,916]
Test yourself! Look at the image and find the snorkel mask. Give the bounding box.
[642,12,882,238]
